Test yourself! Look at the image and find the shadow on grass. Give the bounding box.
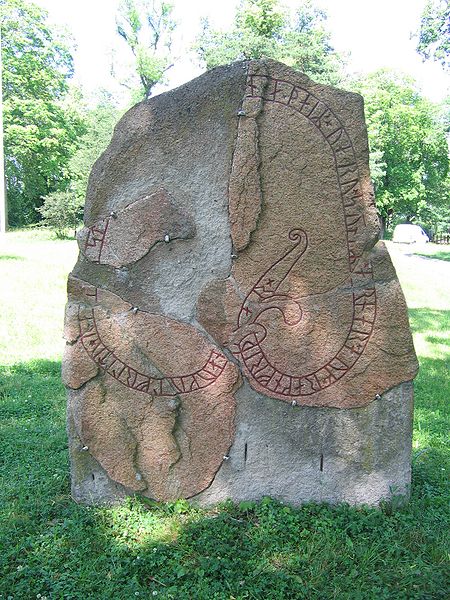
[0,254,25,261]
[409,308,450,342]
[0,352,449,599]
[413,355,449,448]
[414,250,450,262]
[408,309,449,449]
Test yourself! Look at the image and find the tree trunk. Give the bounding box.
[379,214,386,239]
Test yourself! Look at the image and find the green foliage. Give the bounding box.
[416,0,450,70]
[33,94,120,238]
[237,0,285,38]
[416,175,450,236]
[196,0,345,85]
[0,231,449,598]
[0,0,86,226]
[116,0,176,99]
[0,0,73,100]
[414,245,450,262]
[69,97,121,201]
[36,190,83,238]
[351,70,449,229]
[35,97,120,237]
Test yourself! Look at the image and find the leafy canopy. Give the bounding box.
[116,0,176,100]
[68,96,121,201]
[352,70,449,228]
[416,0,450,70]
[196,0,345,86]
[0,0,85,225]
[39,95,121,236]
[37,189,83,238]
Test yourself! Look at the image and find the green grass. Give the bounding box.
[391,241,450,263]
[419,249,450,262]
[0,231,448,600]
[414,243,450,263]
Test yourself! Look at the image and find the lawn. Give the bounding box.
[0,231,448,600]
[409,242,450,263]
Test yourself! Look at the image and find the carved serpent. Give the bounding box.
[227,74,378,400]
[74,74,377,403]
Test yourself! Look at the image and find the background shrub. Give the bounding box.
[37,190,83,238]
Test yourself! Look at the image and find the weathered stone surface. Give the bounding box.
[220,61,418,409]
[77,189,195,267]
[64,279,239,500]
[62,341,99,390]
[229,81,265,251]
[64,58,418,507]
[67,405,128,505]
[194,381,414,506]
[197,278,243,346]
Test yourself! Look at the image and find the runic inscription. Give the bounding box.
[78,304,228,397]
[229,230,376,398]
[246,74,375,269]
[64,59,419,506]
[228,74,378,400]
[83,218,111,263]
[78,191,196,268]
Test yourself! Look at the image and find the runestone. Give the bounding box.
[64,60,418,506]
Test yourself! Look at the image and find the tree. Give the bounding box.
[352,70,449,231]
[37,189,83,238]
[39,96,121,236]
[417,175,450,236]
[116,0,176,100]
[416,0,449,71]
[68,96,121,200]
[196,0,345,86]
[0,0,85,226]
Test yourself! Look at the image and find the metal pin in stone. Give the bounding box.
[375,394,381,400]
[132,307,139,314]
[291,400,297,407]
[231,253,238,259]
[81,445,89,451]
[164,234,170,243]
[237,110,246,116]
[223,455,230,461]
[110,211,117,219]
